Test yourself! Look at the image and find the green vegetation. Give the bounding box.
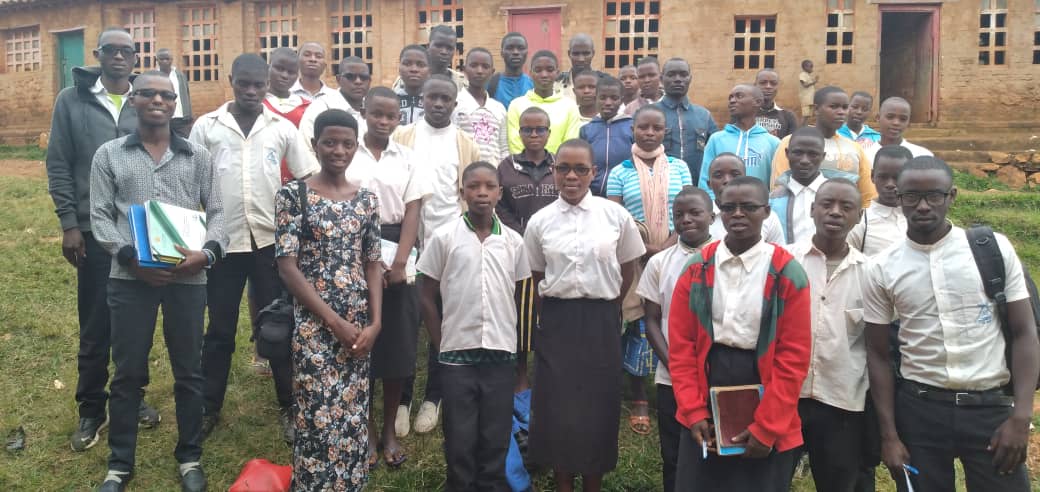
[0,144,46,161]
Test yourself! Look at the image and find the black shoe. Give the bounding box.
[279,407,295,444]
[96,470,130,492]
[138,401,161,429]
[71,416,109,452]
[179,462,206,492]
[200,414,219,441]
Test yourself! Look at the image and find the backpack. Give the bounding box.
[965,225,1040,389]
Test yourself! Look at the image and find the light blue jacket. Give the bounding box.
[698,123,780,197]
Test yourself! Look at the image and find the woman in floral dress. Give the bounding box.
[275,109,384,491]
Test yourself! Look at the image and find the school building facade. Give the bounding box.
[0,0,1038,141]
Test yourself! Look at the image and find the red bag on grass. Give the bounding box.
[228,459,292,492]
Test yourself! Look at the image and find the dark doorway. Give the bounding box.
[879,7,940,124]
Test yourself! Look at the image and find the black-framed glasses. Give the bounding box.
[897,191,951,207]
[134,89,178,101]
[717,203,766,214]
[553,164,593,176]
[519,126,549,136]
[98,45,135,58]
[339,73,371,82]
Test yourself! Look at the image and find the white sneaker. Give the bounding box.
[394,404,411,437]
[413,401,441,434]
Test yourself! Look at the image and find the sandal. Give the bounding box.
[628,400,652,436]
[382,442,408,468]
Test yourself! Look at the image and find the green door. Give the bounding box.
[57,31,84,90]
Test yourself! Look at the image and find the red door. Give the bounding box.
[508,8,563,65]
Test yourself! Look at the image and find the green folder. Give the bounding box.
[145,200,207,265]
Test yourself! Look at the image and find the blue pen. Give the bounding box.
[903,464,920,475]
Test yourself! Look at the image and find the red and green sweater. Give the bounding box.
[667,240,811,452]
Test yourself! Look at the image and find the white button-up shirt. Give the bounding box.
[91,77,130,122]
[785,173,828,245]
[847,201,907,257]
[791,240,870,411]
[710,202,786,246]
[290,79,337,102]
[416,217,532,354]
[712,239,776,349]
[863,226,1029,390]
[524,192,646,300]
[299,90,366,150]
[167,68,184,118]
[453,89,510,164]
[346,139,430,225]
[637,241,702,386]
[189,103,320,253]
[864,138,933,167]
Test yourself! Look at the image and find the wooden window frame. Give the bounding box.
[329,0,375,74]
[257,0,298,61]
[826,0,854,64]
[603,0,661,70]
[733,16,776,70]
[416,0,464,72]
[123,9,156,70]
[978,0,1008,66]
[3,26,41,73]
[180,4,220,82]
[1033,0,1040,64]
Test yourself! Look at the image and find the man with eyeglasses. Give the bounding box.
[300,56,371,151]
[90,71,226,492]
[46,26,165,454]
[156,48,193,138]
[863,156,1038,491]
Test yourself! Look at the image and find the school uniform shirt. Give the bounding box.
[189,102,320,253]
[636,240,704,386]
[847,201,907,257]
[770,133,876,207]
[506,89,583,154]
[863,138,933,167]
[791,241,870,412]
[453,89,510,164]
[346,139,430,225]
[862,225,1029,391]
[417,214,532,357]
[605,156,693,230]
[774,173,827,245]
[290,79,337,102]
[708,202,786,245]
[411,120,463,247]
[712,239,777,349]
[298,90,367,151]
[524,191,646,300]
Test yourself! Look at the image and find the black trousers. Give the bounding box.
[202,246,292,414]
[657,384,681,492]
[894,384,1030,492]
[401,275,443,406]
[797,398,866,492]
[76,232,118,420]
[107,279,205,472]
[441,362,515,492]
[675,430,798,492]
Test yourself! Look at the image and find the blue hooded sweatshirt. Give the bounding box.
[580,113,634,196]
[698,123,781,197]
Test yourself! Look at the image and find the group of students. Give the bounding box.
[46,23,1038,492]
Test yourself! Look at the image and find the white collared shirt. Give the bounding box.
[346,139,430,225]
[411,120,463,247]
[863,226,1029,390]
[785,173,828,244]
[299,90,366,150]
[453,89,509,164]
[864,138,934,166]
[847,201,907,257]
[91,77,131,122]
[524,192,646,300]
[712,239,776,349]
[710,202,786,246]
[189,102,320,253]
[637,241,701,386]
[417,218,532,354]
[791,240,870,411]
[263,92,308,115]
[167,68,184,118]
[290,79,337,102]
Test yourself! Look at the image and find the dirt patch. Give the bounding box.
[0,159,45,178]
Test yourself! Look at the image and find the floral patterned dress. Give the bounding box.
[275,180,381,491]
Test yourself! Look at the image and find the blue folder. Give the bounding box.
[128,204,173,269]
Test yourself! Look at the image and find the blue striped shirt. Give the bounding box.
[605,156,693,229]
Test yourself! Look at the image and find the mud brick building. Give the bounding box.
[0,0,1038,140]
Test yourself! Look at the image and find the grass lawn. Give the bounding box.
[0,153,1036,490]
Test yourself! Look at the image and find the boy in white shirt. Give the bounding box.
[863,97,933,165]
[770,127,828,245]
[704,153,785,244]
[847,145,912,256]
[417,162,531,491]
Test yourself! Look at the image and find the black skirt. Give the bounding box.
[370,224,420,379]
[528,297,622,475]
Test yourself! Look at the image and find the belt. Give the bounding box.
[902,380,1014,407]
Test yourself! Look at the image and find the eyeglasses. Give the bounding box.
[98,45,135,58]
[519,126,549,136]
[897,191,951,207]
[717,203,766,214]
[134,89,178,101]
[553,164,593,176]
[339,73,371,82]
